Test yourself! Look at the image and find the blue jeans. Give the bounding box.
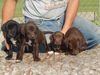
[25,14,100,50]
[11,15,100,53]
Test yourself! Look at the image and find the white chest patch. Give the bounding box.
[26,40,32,46]
[10,38,16,45]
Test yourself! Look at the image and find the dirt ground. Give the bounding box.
[0,18,100,75]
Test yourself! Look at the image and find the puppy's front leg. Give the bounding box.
[5,44,13,60]
[16,44,25,61]
[43,40,50,53]
[32,43,40,61]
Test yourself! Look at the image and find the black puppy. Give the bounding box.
[1,20,21,60]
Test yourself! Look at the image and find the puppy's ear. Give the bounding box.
[50,33,54,43]
[1,23,7,32]
[64,37,69,48]
[62,33,64,40]
[18,23,24,33]
[1,20,19,32]
[12,20,20,32]
[20,24,26,37]
[81,39,87,51]
[35,26,40,33]
[10,20,21,33]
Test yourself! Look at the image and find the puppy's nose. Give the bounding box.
[31,35,35,38]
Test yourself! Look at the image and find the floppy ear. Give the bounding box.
[62,33,64,41]
[18,23,24,33]
[11,20,20,28]
[20,24,26,37]
[50,33,54,43]
[1,20,19,32]
[81,38,87,51]
[12,20,21,32]
[64,37,69,48]
[1,23,7,32]
[35,26,40,33]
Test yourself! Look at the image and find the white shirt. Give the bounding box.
[23,0,69,20]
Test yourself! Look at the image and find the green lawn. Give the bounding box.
[79,0,99,25]
[0,0,99,21]
[0,0,24,17]
[80,0,99,12]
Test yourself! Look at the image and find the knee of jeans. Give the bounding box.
[86,36,100,49]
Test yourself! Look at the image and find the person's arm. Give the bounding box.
[2,0,18,24]
[61,0,80,34]
[2,0,18,50]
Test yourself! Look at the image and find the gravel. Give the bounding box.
[0,18,100,75]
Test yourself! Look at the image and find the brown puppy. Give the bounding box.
[49,31,65,53]
[16,21,49,61]
[64,27,87,55]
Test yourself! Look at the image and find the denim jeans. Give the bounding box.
[3,14,100,53]
[9,15,100,53]
[25,14,100,50]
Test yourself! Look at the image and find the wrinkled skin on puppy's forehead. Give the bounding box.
[28,26,37,32]
[7,23,17,29]
[25,22,38,32]
[23,22,40,40]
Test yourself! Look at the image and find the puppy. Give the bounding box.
[16,21,49,61]
[1,20,21,60]
[64,27,87,55]
[49,31,65,53]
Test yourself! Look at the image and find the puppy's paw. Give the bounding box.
[55,52,60,55]
[34,57,41,61]
[16,60,21,63]
[71,51,79,55]
[5,55,12,60]
[65,52,69,55]
[47,51,54,55]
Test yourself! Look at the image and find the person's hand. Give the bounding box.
[1,22,10,50]
[60,30,66,35]
[60,27,71,35]
[4,40,10,50]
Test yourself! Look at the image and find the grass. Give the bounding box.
[15,0,24,17]
[79,0,99,25]
[0,0,24,17]
[0,0,99,24]
[79,0,99,12]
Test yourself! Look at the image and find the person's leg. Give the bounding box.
[72,16,100,49]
